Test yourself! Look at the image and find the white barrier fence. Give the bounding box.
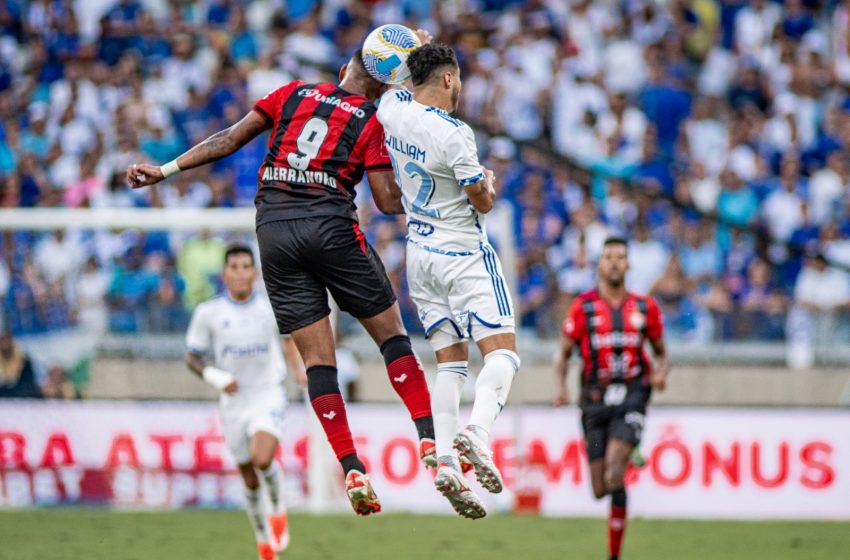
[0,400,847,520]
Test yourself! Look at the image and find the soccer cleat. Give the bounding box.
[454,428,504,494]
[268,513,290,552]
[345,470,382,516]
[420,438,438,469]
[434,465,487,520]
[257,542,276,560]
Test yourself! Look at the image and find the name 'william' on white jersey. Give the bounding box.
[377,88,487,253]
[186,291,286,393]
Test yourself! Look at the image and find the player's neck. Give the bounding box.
[338,77,368,98]
[414,88,453,113]
[227,289,253,304]
[598,284,628,305]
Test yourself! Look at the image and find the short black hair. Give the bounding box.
[224,244,255,266]
[351,48,366,71]
[603,237,629,250]
[407,43,458,87]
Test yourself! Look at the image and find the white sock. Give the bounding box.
[468,349,520,445]
[244,487,268,543]
[261,462,286,516]
[432,361,468,470]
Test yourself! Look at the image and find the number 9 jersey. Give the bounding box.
[377,88,488,253]
[252,81,393,227]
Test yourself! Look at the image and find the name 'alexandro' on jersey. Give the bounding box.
[262,166,338,188]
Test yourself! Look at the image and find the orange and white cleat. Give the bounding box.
[454,428,504,493]
[345,470,381,516]
[257,542,276,560]
[420,438,438,469]
[268,513,290,552]
[434,464,486,520]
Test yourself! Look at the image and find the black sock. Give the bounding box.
[340,453,366,475]
[414,416,435,440]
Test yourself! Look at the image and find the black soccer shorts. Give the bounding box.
[580,381,650,461]
[257,216,397,333]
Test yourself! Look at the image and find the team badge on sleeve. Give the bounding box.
[629,311,645,330]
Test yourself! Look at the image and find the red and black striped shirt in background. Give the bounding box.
[251,81,393,226]
[563,290,664,389]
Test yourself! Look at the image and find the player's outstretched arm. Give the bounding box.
[126,111,270,188]
[186,351,238,394]
[368,170,405,214]
[553,334,574,406]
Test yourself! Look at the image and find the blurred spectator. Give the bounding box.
[0,332,40,398]
[177,231,225,309]
[739,258,787,340]
[628,221,669,294]
[41,365,79,399]
[787,254,850,368]
[75,256,109,333]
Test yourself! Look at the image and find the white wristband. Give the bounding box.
[160,160,182,178]
[202,366,236,391]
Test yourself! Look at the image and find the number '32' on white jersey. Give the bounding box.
[186,292,286,396]
[377,88,487,253]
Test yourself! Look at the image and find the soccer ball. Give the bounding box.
[362,24,421,85]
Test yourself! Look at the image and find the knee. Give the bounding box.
[252,455,274,472]
[592,486,607,500]
[604,463,626,491]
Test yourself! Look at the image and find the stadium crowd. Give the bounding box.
[1,0,850,351]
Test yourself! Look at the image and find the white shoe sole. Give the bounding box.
[454,432,504,494]
[434,471,487,520]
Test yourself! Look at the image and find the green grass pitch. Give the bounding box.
[0,510,847,560]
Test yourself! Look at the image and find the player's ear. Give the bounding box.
[339,63,348,83]
[443,71,452,90]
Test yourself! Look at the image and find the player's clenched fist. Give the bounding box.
[126,163,164,189]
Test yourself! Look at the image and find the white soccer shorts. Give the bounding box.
[219,386,287,465]
[407,240,515,351]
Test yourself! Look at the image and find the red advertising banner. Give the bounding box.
[1,401,847,519]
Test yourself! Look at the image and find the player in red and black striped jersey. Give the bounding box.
[554,237,670,560]
[126,45,437,518]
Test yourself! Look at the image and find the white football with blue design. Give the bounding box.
[362,24,421,85]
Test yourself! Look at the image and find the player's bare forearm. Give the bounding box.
[368,170,405,214]
[127,111,268,188]
[178,112,267,170]
[464,178,495,213]
[186,352,206,378]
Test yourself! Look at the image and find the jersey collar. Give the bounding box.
[224,290,256,306]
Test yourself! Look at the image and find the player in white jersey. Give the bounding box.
[186,245,304,560]
[377,41,521,519]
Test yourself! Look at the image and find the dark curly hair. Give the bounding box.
[407,43,458,87]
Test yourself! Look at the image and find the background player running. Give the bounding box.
[554,237,670,560]
[127,48,435,516]
[377,42,521,519]
[185,245,303,560]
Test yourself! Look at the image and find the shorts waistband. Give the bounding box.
[407,237,477,257]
